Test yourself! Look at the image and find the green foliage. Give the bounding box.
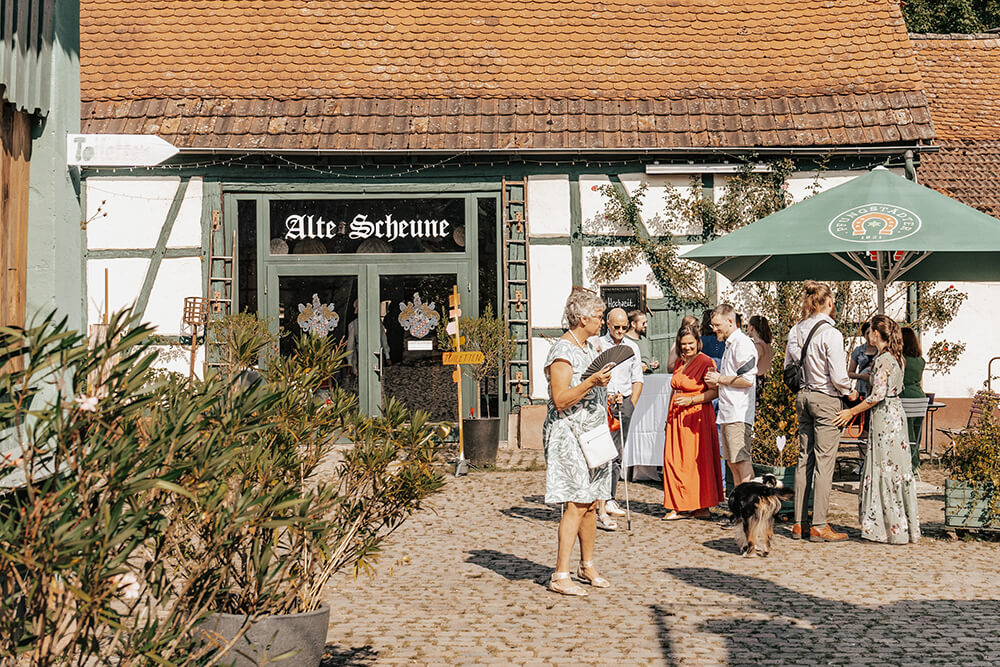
[0,310,447,665]
[436,304,517,417]
[208,311,279,373]
[943,391,1000,524]
[587,183,705,307]
[901,0,1000,33]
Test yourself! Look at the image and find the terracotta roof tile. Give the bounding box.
[920,141,1000,217]
[80,0,933,150]
[912,34,1000,141]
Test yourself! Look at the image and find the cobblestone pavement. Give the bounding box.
[322,449,1000,666]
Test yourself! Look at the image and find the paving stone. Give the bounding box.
[320,464,1000,665]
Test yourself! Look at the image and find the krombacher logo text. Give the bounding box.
[284,214,450,243]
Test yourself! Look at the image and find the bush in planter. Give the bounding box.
[942,391,1000,528]
[188,316,447,663]
[0,311,448,665]
[0,311,282,665]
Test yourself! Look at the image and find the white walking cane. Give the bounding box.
[617,402,632,531]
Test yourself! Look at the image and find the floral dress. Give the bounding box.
[542,339,611,504]
[859,352,921,544]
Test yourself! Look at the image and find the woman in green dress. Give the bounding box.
[901,327,926,472]
[835,315,920,544]
[543,289,614,596]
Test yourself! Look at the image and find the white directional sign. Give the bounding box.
[67,134,179,167]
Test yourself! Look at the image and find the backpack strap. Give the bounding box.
[799,320,830,390]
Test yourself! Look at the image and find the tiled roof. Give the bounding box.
[919,142,1000,217]
[911,34,1000,141]
[80,1,934,151]
[912,35,1000,216]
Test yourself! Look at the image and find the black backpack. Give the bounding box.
[783,321,829,393]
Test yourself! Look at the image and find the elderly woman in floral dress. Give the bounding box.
[835,315,920,544]
[542,289,614,596]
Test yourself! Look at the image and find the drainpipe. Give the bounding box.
[904,150,919,325]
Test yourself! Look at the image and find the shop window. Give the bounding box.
[237,199,258,314]
[268,198,466,255]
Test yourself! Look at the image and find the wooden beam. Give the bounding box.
[132,177,190,322]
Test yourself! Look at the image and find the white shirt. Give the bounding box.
[592,333,643,398]
[783,313,852,397]
[717,328,757,424]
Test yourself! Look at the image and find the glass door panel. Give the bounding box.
[378,273,458,421]
[276,274,359,395]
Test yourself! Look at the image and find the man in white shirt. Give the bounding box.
[592,308,643,528]
[705,303,757,487]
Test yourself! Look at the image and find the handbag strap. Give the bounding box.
[798,320,830,389]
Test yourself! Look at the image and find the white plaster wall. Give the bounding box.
[86,258,150,326]
[149,345,206,380]
[925,282,1000,399]
[145,258,204,335]
[531,336,555,400]
[580,174,620,234]
[529,245,573,328]
[582,246,666,299]
[527,175,571,237]
[781,167,905,204]
[86,177,204,250]
[619,172,701,235]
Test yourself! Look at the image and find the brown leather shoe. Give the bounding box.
[791,523,803,540]
[810,524,848,542]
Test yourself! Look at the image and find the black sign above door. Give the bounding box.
[269,198,467,255]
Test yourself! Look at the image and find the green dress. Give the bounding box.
[542,339,612,504]
[859,353,921,544]
[901,355,926,470]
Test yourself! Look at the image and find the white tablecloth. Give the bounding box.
[622,374,672,479]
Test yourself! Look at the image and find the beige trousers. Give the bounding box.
[794,390,842,526]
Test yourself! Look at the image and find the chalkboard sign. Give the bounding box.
[599,284,646,316]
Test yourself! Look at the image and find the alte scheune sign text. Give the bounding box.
[284,214,450,243]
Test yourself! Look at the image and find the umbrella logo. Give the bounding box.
[828,204,921,243]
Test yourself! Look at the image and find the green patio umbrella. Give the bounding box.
[681,167,1000,312]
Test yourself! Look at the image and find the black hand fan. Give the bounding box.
[581,345,635,380]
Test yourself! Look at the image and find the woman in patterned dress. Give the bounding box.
[835,315,921,544]
[543,289,614,596]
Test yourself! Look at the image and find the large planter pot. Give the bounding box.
[725,463,805,515]
[463,417,501,466]
[945,479,1000,529]
[200,604,330,667]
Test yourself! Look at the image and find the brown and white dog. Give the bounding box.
[728,474,793,557]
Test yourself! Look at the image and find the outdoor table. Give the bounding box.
[622,374,672,481]
[925,401,947,454]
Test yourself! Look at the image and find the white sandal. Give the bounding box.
[577,561,610,588]
[549,571,588,596]
[597,513,618,531]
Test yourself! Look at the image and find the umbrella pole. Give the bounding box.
[876,252,886,314]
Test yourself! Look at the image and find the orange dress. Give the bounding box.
[663,353,724,511]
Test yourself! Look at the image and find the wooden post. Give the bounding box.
[448,285,466,474]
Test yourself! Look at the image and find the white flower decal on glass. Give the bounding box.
[297,294,340,337]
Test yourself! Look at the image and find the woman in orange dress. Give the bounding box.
[663,324,724,520]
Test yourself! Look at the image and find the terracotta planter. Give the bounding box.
[200,604,329,667]
[463,417,501,466]
[945,479,1000,529]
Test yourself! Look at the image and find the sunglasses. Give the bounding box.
[609,324,629,330]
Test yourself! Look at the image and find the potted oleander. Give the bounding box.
[941,390,1000,530]
[193,317,447,667]
[437,305,517,467]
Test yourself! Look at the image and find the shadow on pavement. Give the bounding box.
[321,644,378,666]
[466,548,550,585]
[501,504,561,523]
[700,536,743,556]
[659,567,1000,664]
[649,604,678,667]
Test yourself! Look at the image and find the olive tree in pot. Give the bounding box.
[191,317,448,666]
[437,305,517,467]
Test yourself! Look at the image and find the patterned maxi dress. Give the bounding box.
[859,352,921,543]
[542,339,612,504]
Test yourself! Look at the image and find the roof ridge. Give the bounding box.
[909,32,1000,40]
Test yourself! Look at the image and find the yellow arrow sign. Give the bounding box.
[442,351,484,365]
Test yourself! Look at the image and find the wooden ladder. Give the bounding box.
[205,208,235,371]
[502,177,532,405]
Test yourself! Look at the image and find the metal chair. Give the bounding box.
[936,390,999,460]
